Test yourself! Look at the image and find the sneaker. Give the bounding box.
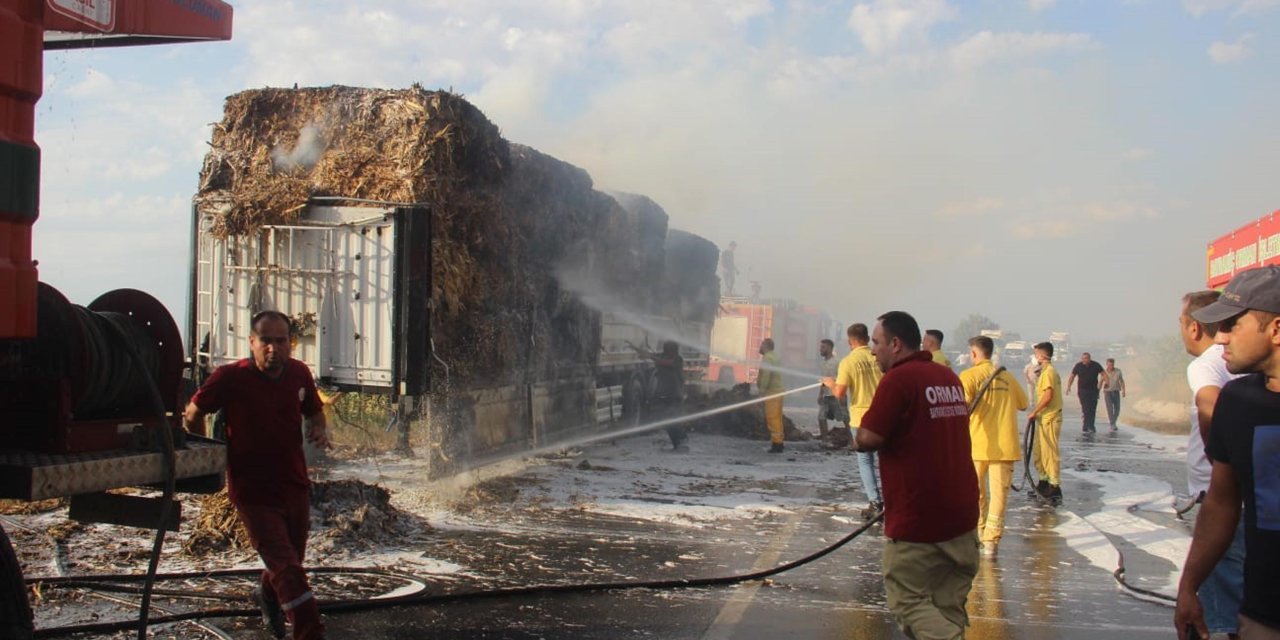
[251,587,286,639]
[768,443,785,453]
[980,541,998,557]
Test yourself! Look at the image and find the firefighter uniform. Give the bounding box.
[960,361,1029,543]
[1034,362,1064,487]
[759,351,785,445]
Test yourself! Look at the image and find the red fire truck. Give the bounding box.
[706,298,838,391]
[1206,210,1280,288]
[0,2,234,636]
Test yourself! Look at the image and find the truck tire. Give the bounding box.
[0,523,33,640]
[621,371,650,427]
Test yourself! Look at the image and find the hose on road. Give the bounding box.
[30,510,885,638]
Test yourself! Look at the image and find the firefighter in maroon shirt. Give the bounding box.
[184,311,330,640]
[854,311,980,640]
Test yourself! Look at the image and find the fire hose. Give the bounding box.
[29,511,884,638]
[27,382,883,637]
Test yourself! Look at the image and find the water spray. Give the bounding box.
[521,382,824,460]
[558,267,828,380]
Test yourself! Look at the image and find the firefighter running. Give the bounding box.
[184,311,330,640]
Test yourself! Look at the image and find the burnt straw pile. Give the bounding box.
[196,85,718,389]
[183,480,430,558]
[688,384,811,442]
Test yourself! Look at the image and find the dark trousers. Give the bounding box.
[1079,390,1100,432]
[1103,391,1121,428]
[236,495,325,640]
[653,397,687,447]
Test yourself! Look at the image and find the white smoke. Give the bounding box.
[271,120,327,172]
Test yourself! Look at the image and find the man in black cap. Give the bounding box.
[1175,265,1280,640]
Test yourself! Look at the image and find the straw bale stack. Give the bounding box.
[662,229,721,324]
[196,86,717,387]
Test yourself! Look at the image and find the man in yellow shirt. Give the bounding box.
[959,336,1029,556]
[924,329,952,369]
[757,338,786,453]
[1028,341,1064,505]
[822,323,884,517]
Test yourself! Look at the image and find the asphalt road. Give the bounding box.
[297,401,1185,640]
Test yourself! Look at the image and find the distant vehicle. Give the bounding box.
[706,298,835,388]
[1049,331,1071,363]
[1002,341,1028,364]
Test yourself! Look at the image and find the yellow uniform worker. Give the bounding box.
[931,349,952,369]
[1032,360,1064,492]
[758,342,786,449]
[960,350,1029,547]
[837,345,881,427]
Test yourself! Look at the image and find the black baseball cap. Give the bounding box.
[1192,265,1280,324]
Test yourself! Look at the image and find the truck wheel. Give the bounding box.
[621,371,650,427]
[0,523,33,640]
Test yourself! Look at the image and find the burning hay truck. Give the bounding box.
[190,86,717,476]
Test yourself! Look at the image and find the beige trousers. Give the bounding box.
[1033,414,1062,485]
[882,529,980,640]
[764,397,784,444]
[974,460,1013,543]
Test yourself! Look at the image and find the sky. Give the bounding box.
[32,0,1280,346]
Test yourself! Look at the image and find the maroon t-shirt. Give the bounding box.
[861,351,979,543]
[191,358,323,506]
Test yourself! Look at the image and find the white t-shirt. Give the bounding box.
[1186,344,1243,494]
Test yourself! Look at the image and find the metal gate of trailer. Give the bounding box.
[191,203,429,397]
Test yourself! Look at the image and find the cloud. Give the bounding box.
[1011,219,1078,239]
[1010,201,1159,238]
[1184,0,1280,16]
[723,0,773,24]
[1208,34,1254,63]
[1085,203,1159,221]
[1028,0,1058,10]
[63,68,115,97]
[949,31,1096,71]
[848,0,957,56]
[937,197,1005,218]
[1122,147,1154,161]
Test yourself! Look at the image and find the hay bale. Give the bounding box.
[662,229,720,324]
[195,86,717,391]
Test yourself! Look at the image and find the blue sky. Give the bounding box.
[33,0,1280,345]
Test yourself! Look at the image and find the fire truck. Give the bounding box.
[0,1,234,636]
[1206,209,1280,288]
[706,297,837,394]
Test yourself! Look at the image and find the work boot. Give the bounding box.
[1035,480,1051,499]
[768,442,785,453]
[251,587,286,639]
[1049,484,1063,506]
[981,541,998,557]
